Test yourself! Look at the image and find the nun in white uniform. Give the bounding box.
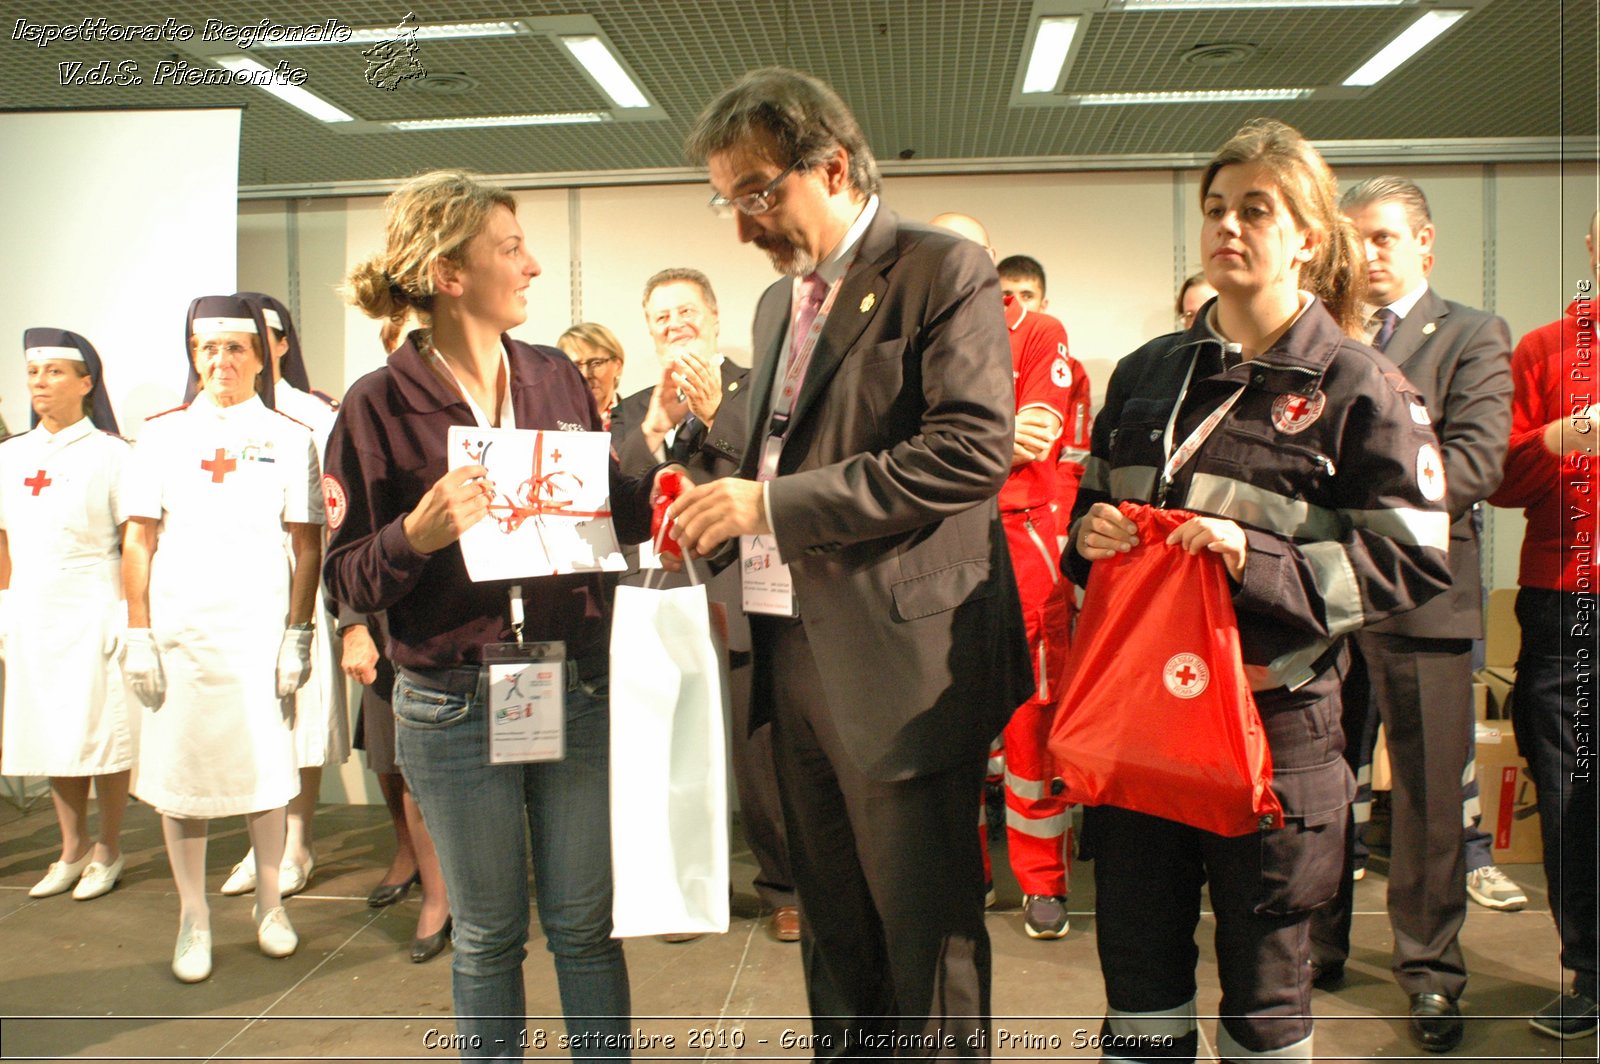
[120,295,324,983]
[207,292,350,899]
[0,329,132,902]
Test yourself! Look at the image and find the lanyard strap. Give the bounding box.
[761,276,846,472]
[1157,345,1247,499]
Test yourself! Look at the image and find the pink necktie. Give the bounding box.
[791,272,827,358]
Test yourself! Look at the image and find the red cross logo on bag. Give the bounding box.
[1162,653,1210,699]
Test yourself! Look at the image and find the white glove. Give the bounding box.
[276,626,315,698]
[104,600,129,658]
[121,628,167,709]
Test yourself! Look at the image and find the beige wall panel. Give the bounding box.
[575,183,772,401]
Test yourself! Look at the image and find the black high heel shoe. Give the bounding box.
[367,871,421,909]
[410,915,453,964]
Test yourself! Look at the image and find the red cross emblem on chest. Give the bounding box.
[1271,390,1325,436]
[200,448,237,483]
[1174,663,1199,687]
[23,470,52,495]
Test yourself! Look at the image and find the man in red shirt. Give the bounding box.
[1487,210,1599,1042]
[935,216,1080,939]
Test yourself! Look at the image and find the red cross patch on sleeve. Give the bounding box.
[322,474,348,531]
[1416,443,1446,502]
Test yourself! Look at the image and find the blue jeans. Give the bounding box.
[394,666,630,1060]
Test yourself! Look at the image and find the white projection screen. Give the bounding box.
[0,108,240,438]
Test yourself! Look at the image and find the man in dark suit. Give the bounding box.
[1309,176,1513,1054]
[669,67,1032,1053]
[610,267,799,944]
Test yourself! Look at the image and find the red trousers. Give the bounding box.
[984,505,1073,896]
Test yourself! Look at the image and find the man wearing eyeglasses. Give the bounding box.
[667,67,1031,1053]
[613,268,750,471]
[610,268,800,947]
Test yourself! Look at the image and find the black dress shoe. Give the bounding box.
[367,871,421,909]
[1408,992,1463,1053]
[411,915,453,964]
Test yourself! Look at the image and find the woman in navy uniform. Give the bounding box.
[1065,120,1452,1062]
[323,169,666,1059]
[0,329,131,902]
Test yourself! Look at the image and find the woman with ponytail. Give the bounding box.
[323,169,669,1059]
[1063,120,1452,1062]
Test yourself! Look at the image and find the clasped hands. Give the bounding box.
[1075,501,1248,581]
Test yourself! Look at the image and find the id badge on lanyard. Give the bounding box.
[740,462,797,616]
[481,586,565,764]
[740,275,844,617]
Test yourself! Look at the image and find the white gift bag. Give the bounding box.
[608,548,730,938]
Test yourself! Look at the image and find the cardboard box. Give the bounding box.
[1475,666,1517,720]
[1485,587,1520,668]
[1474,720,1542,864]
[1473,681,1489,722]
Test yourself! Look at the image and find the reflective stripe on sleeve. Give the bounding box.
[1059,446,1092,465]
[1301,540,1366,638]
[1345,506,1450,550]
[1080,455,1111,494]
[1186,472,1342,540]
[1005,768,1047,801]
[1109,465,1158,501]
[1005,807,1068,838]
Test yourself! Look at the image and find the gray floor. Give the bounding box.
[0,795,1583,1062]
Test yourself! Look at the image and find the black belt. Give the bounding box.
[399,655,608,695]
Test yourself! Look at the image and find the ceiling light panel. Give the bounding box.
[1344,9,1469,86]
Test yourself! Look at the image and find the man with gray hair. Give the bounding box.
[1309,175,1513,1054]
[668,67,1032,1052]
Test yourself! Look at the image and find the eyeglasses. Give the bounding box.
[708,158,805,218]
[575,356,618,375]
[198,341,252,360]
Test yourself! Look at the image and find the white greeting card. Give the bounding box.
[447,426,624,581]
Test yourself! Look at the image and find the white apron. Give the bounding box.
[124,393,323,817]
[0,419,132,776]
[274,382,350,769]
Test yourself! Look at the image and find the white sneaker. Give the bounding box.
[172,923,213,983]
[72,856,125,900]
[220,850,257,896]
[254,905,299,958]
[279,852,315,897]
[28,854,92,898]
[1467,865,1528,911]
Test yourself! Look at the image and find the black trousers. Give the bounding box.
[757,616,991,1059]
[1310,632,1472,999]
[1089,682,1349,1062]
[1513,588,1598,999]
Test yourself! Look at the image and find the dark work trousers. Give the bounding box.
[1512,588,1598,1000]
[1310,633,1472,1000]
[1089,686,1350,1062]
[727,656,795,911]
[756,615,991,1058]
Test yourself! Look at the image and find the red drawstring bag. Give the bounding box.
[1048,502,1283,836]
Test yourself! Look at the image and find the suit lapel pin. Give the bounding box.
[729,381,739,392]
[859,293,876,313]
[1422,322,1437,335]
